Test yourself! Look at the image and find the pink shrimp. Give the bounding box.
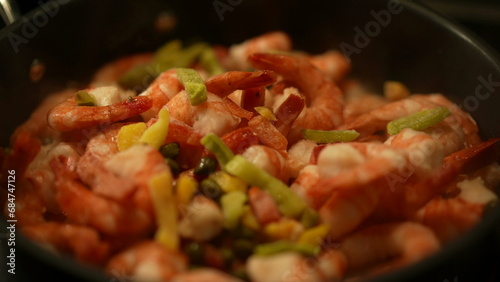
[205,70,277,98]
[139,68,184,121]
[106,241,187,282]
[338,222,440,279]
[242,145,289,182]
[248,115,288,151]
[47,93,152,132]
[91,53,154,85]
[414,176,497,243]
[22,222,110,265]
[228,31,292,70]
[51,156,154,237]
[249,52,344,144]
[287,139,317,178]
[308,50,351,82]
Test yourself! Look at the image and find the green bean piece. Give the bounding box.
[254,241,318,257]
[300,208,320,229]
[74,90,97,106]
[194,156,218,176]
[177,68,208,106]
[301,129,359,143]
[173,42,208,67]
[160,142,180,159]
[200,134,234,168]
[221,191,247,230]
[184,242,204,265]
[165,158,180,175]
[200,47,224,76]
[387,106,451,135]
[224,155,307,218]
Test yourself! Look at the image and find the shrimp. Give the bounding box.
[338,222,440,279]
[249,53,344,144]
[47,90,152,132]
[106,241,187,282]
[248,115,288,151]
[139,69,184,121]
[91,53,154,85]
[205,70,277,98]
[165,91,241,136]
[21,222,110,265]
[414,177,497,243]
[307,50,351,82]
[228,31,292,70]
[172,269,243,282]
[287,139,317,178]
[343,83,387,122]
[242,145,289,182]
[178,195,224,242]
[51,156,154,237]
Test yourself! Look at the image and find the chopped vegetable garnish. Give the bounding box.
[209,171,247,193]
[138,108,170,149]
[221,191,248,230]
[387,106,451,135]
[241,205,261,231]
[200,133,234,168]
[200,178,222,200]
[297,224,330,245]
[302,129,360,143]
[264,219,303,241]
[200,47,225,76]
[149,171,178,250]
[160,142,180,159]
[176,173,198,207]
[254,106,278,121]
[75,90,97,106]
[165,158,180,175]
[194,156,218,176]
[300,208,320,229]
[174,42,209,68]
[176,68,208,106]
[254,241,318,257]
[224,155,307,218]
[116,122,147,151]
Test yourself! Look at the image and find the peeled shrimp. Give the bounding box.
[22,222,110,265]
[139,68,183,121]
[51,156,154,237]
[47,92,152,131]
[249,53,344,144]
[106,241,187,282]
[205,70,277,98]
[228,31,292,70]
[242,145,289,182]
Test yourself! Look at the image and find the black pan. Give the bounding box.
[1,0,499,281]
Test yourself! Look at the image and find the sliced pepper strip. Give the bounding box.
[254,241,318,257]
[301,129,359,143]
[254,106,278,121]
[387,106,451,135]
[176,68,208,106]
[200,133,234,168]
[224,155,306,218]
[150,171,178,250]
[200,47,224,76]
[221,191,248,230]
[117,122,147,151]
[138,108,169,149]
[75,90,97,106]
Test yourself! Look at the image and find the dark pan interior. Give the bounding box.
[1,0,499,281]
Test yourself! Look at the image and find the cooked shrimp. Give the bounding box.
[247,252,322,282]
[343,84,387,122]
[25,142,81,214]
[22,222,110,265]
[242,145,289,182]
[139,69,184,121]
[172,268,243,282]
[178,195,224,242]
[248,115,288,151]
[165,91,241,136]
[249,52,344,144]
[91,53,154,85]
[228,31,292,70]
[414,177,497,243]
[339,222,440,279]
[106,241,187,282]
[51,156,154,237]
[205,70,277,98]
[287,139,317,178]
[47,92,152,132]
[308,50,351,82]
